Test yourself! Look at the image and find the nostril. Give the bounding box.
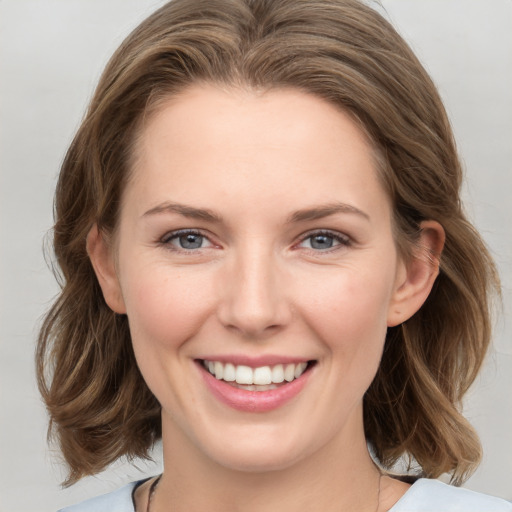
[216,272,292,337]
[221,318,286,339]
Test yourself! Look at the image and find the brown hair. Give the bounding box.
[37,0,499,486]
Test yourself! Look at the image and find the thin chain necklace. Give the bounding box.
[146,472,382,512]
[146,475,162,512]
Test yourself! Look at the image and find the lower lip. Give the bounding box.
[198,363,311,413]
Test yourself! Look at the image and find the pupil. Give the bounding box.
[180,233,202,249]
[311,234,333,249]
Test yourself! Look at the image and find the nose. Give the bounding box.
[216,244,291,339]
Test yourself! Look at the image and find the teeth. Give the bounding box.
[234,383,278,391]
[203,360,310,385]
[294,362,308,378]
[254,366,272,385]
[223,363,236,382]
[284,363,295,382]
[235,365,253,385]
[271,364,285,383]
[214,361,223,380]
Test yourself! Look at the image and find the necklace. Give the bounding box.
[375,471,382,512]
[146,474,162,512]
[146,471,382,512]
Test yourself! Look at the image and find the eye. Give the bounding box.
[298,231,350,251]
[161,229,213,251]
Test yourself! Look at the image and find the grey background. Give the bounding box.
[0,1,511,510]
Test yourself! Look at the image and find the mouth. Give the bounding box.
[200,359,315,391]
[196,358,316,412]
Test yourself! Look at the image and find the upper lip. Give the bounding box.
[196,355,314,368]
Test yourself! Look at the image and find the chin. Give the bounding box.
[189,420,325,474]
[208,443,306,474]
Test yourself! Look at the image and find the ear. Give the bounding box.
[86,224,126,314]
[387,220,445,327]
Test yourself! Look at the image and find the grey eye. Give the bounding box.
[162,229,214,252]
[178,233,204,249]
[309,234,335,250]
[298,231,350,251]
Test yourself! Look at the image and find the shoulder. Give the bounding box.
[56,477,512,512]
[391,478,512,512]
[58,481,140,512]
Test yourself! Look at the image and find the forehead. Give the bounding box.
[136,84,379,161]
[126,84,391,224]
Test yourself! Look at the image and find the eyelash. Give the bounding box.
[159,229,212,252]
[296,230,351,253]
[159,229,351,254]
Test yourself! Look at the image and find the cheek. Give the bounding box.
[295,263,395,358]
[121,264,217,352]
[120,263,220,408]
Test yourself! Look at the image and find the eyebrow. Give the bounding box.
[142,201,223,222]
[142,200,369,223]
[286,202,370,223]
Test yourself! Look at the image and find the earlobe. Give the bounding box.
[86,225,126,314]
[387,220,445,327]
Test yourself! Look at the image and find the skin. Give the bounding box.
[88,85,444,512]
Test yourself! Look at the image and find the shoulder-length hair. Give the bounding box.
[37,0,499,486]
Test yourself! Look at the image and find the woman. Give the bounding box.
[37,0,510,510]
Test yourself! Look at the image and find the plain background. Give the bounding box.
[0,1,511,510]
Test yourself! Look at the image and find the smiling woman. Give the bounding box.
[36,1,510,511]
[88,87,437,487]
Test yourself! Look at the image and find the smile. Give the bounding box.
[202,360,309,390]
[197,359,315,412]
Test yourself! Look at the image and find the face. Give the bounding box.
[91,85,433,474]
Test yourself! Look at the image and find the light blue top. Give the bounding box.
[59,477,512,511]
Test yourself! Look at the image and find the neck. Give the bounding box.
[152,409,382,512]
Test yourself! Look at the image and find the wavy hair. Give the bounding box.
[37,0,499,486]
